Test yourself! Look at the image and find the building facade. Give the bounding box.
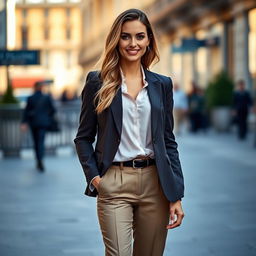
[0,0,82,98]
[79,0,256,93]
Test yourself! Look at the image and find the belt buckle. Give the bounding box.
[132,159,149,168]
[132,159,137,169]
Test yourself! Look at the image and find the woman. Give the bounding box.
[74,9,185,256]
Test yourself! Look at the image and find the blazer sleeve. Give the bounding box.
[74,72,100,185]
[164,77,184,193]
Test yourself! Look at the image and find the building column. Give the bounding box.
[205,37,212,83]
[0,1,7,93]
[180,53,186,89]
[221,21,228,71]
[192,50,197,84]
[234,12,251,89]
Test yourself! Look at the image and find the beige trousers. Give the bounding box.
[97,165,170,256]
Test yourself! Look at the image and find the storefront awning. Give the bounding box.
[11,77,44,88]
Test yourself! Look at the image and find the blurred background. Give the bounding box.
[0,0,256,255]
[0,0,255,98]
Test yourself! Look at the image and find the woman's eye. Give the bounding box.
[136,35,145,40]
[121,35,129,40]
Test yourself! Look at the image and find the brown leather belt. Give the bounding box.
[112,158,155,168]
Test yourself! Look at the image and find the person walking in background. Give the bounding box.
[60,88,77,104]
[187,81,205,133]
[74,9,184,256]
[21,81,56,171]
[173,83,188,135]
[233,80,252,140]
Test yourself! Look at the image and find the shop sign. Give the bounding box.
[0,50,40,65]
[172,37,220,53]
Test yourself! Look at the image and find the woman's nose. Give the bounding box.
[130,37,137,47]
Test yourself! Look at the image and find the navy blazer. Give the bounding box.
[74,69,184,202]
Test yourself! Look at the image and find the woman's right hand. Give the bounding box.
[92,175,102,191]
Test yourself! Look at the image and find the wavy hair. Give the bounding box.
[95,8,160,114]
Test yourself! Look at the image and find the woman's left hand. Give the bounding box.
[166,200,184,229]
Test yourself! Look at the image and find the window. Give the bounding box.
[66,8,71,40]
[66,50,71,68]
[21,25,28,48]
[22,8,27,18]
[249,8,256,79]
[47,0,66,3]
[25,0,44,4]
[45,50,49,68]
[44,9,49,40]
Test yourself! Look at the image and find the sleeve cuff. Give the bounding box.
[89,176,98,192]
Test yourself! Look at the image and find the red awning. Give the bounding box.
[11,77,44,88]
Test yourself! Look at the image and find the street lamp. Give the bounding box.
[7,0,16,50]
[0,0,16,97]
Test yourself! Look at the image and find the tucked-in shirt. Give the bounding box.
[113,68,154,161]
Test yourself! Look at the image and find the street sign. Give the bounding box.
[172,37,220,53]
[0,50,40,65]
[0,1,7,49]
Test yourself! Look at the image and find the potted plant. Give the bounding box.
[0,83,19,105]
[0,82,22,157]
[206,70,234,131]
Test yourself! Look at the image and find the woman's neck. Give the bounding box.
[120,61,142,79]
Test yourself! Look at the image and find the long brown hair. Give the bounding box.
[95,9,159,114]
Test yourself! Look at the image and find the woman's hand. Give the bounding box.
[166,200,185,229]
[92,175,102,191]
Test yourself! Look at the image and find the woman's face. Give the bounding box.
[118,20,150,64]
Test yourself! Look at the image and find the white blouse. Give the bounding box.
[113,68,154,161]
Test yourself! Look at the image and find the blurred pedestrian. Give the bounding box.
[74,9,184,256]
[253,99,256,147]
[21,81,56,171]
[233,80,252,140]
[60,88,76,104]
[173,83,188,135]
[188,81,205,133]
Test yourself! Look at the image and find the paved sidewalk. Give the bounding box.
[0,131,255,256]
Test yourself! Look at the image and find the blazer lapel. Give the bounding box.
[110,87,122,137]
[144,69,162,138]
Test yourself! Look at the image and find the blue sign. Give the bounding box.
[0,50,40,65]
[172,37,220,53]
[0,9,6,49]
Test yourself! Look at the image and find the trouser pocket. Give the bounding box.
[97,167,120,197]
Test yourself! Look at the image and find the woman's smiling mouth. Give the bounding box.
[126,49,140,55]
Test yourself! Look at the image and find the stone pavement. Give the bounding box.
[0,130,255,256]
